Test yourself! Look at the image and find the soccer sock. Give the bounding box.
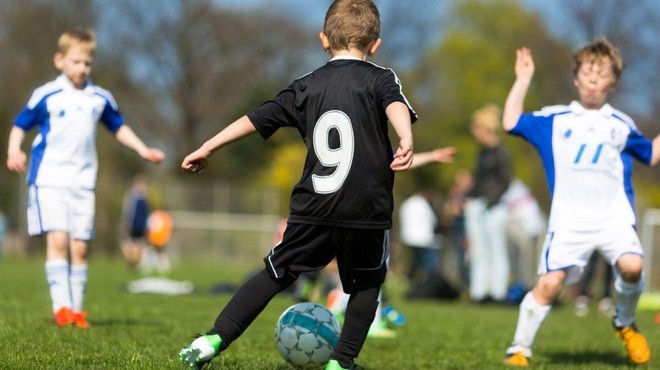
[69,264,88,312]
[332,284,380,368]
[369,291,384,330]
[507,292,551,357]
[45,259,72,312]
[208,269,295,351]
[613,275,643,328]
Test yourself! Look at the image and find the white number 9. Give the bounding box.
[312,110,354,194]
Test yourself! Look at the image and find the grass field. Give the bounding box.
[0,257,658,369]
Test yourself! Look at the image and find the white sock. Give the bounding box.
[507,292,551,357]
[613,275,643,328]
[70,264,88,312]
[45,259,71,312]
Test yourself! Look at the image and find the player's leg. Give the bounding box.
[328,228,388,369]
[505,269,564,366]
[45,231,75,326]
[68,188,95,328]
[69,239,90,328]
[30,186,75,326]
[599,224,649,365]
[612,253,649,364]
[179,223,332,368]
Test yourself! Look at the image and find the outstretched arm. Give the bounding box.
[651,134,660,167]
[503,47,535,131]
[386,102,414,172]
[114,125,165,163]
[410,147,456,169]
[181,115,257,174]
[6,126,27,173]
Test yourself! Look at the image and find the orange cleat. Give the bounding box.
[54,307,75,327]
[73,311,91,329]
[614,323,650,365]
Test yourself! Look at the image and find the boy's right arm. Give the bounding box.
[181,115,257,174]
[386,102,414,172]
[503,48,535,131]
[6,126,27,173]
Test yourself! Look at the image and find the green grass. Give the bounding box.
[0,257,657,369]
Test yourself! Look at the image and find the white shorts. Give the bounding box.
[27,186,95,240]
[538,225,643,285]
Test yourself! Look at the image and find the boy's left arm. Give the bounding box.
[386,102,413,171]
[114,125,165,164]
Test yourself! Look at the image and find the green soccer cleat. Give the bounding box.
[325,359,363,370]
[178,334,222,369]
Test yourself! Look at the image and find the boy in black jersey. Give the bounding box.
[178,1,415,369]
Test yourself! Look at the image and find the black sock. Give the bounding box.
[207,269,295,350]
[331,283,380,367]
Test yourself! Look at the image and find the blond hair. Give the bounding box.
[573,36,624,81]
[471,103,501,132]
[57,29,96,56]
[323,0,380,52]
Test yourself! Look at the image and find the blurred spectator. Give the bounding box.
[465,103,512,303]
[502,178,545,299]
[399,189,442,291]
[119,174,150,270]
[443,169,472,287]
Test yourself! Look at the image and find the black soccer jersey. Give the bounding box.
[247,56,417,229]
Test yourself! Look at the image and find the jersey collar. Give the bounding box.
[329,55,362,62]
[56,74,95,95]
[569,100,614,117]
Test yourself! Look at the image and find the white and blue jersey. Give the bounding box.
[508,101,653,232]
[14,74,124,190]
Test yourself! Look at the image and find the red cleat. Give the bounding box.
[54,307,74,327]
[73,311,91,329]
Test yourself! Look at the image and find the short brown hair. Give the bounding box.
[57,29,96,55]
[323,0,380,52]
[572,36,624,81]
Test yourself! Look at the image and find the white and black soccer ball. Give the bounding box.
[275,302,341,369]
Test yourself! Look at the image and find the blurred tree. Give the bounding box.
[104,0,315,181]
[398,0,573,209]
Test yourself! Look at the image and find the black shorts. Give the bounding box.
[263,223,389,293]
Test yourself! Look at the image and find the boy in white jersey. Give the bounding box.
[502,37,660,366]
[6,29,164,328]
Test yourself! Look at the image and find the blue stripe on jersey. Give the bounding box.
[18,92,60,185]
[510,112,567,197]
[14,89,61,130]
[621,151,636,220]
[97,94,124,131]
[27,118,52,185]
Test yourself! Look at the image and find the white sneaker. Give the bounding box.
[179,334,221,369]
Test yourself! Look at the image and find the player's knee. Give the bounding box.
[534,272,564,301]
[617,254,643,282]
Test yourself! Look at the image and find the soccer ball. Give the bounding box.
[275,302,341,368]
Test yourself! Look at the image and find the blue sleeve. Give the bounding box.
[624,130,653,165]
[14,98,48,131]
[508,112,554,149]
[100,99,124,132]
